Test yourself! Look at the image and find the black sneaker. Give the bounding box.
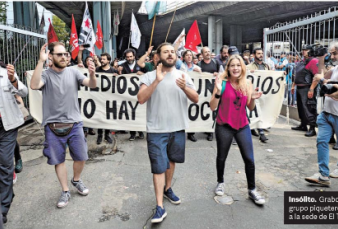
[207,133,213,141]
[2,214,7,224]
[259,134,268,143]
[138,132,144,139]
[15,159,23,173]
[291,125,307,131]
[105,135,113,144]
[188,134,197,142]
[251,129,259,137]
[129,135,136,141]
[97,135,103,145]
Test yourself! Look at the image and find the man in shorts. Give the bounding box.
[30,42,97,208]
[138,43,199,223]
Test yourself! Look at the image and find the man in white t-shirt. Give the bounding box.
[138,43,198,223]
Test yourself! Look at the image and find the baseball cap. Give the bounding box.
[228,46,239,55]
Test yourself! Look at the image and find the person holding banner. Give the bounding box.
[138,43,198,223]
[0,63,28,224]
[247,48,270,143]
[30,42,97,208]
[210,54,266,205]
[120,48,145,141]
[96,53,118,145]
[198,47,220,141]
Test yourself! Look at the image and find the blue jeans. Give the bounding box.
[215,124,255,190]
[317,112,338,177]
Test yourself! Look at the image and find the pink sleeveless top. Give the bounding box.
[216,82,249,130]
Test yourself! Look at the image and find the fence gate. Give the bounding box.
[0,24,47,110]
[263,6,338,120]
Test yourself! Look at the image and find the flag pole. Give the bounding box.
[149,14,156,47]
[165,5,177,43]
[197,20,203,47]
[128,9,133,49]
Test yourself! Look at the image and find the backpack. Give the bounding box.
[212,81,251,128]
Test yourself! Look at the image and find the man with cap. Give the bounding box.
[291,45,319,137]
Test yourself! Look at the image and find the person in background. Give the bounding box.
[215,45,229,69]
[120,48,145,141]
[0,63,28,224]
[197,47,220,141]
[78,56,96,138]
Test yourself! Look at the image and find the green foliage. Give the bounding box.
[0,1,8,24]
[52,15,70,48]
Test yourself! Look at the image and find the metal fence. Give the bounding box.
[0,24,46,108]
[263,6,338,59]
[263,6,338,120]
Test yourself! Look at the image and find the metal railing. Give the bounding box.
[263,6,338,119]
[0,24,47,109]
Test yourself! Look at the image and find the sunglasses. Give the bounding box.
[51,52,70,58]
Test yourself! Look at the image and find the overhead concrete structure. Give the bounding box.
[38,1,337,56]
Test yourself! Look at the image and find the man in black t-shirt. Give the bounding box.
[96,53,118,145]
[197,47,220,141]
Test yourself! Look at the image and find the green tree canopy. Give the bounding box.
[0,2,7,24]
[52,15,70,48]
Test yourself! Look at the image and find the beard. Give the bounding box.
[101,62,108,67]
[53,60,67,69]
[127,59,134,65]
[221,55,228,61]
[161,56,176,68]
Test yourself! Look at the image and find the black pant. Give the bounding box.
[98,129,110,136]
[215,124,255,190]
[296,86,317,127]
[0,121,17,216]
[14,141,21,162]
[130,131,143,136]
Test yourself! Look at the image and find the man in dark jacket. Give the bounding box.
[120,49,145,141]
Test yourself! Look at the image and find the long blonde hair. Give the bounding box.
[220,54,248,95]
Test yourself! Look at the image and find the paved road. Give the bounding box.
[5,117,338,229]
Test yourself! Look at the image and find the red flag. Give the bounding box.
[70,15,79,60]
[47,18,58,44]
[95,20,103,49]
[184,20,202,53]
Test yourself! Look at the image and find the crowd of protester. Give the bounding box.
[2,34,338,226]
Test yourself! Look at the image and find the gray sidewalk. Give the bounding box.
[4,117,338,229]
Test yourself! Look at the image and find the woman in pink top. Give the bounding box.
[209,55,265,205]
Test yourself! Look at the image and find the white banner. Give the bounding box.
[26,68,285,132]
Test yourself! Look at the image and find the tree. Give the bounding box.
[52,15,70,48]
[0,1,7,24]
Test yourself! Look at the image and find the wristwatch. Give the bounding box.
[10,77,17,84]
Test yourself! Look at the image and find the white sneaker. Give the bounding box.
[248,188,265,205]
[215,183,225,196]
[330,169,338,178]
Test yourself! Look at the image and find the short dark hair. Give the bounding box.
[84,56,93,68]
[124,49,136,58]
[156,42,174,55]
[182,50,193,59]
[101,53,112,61]
[220,45,229,53]
[253,48,263,55]
[48,42,65,53]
